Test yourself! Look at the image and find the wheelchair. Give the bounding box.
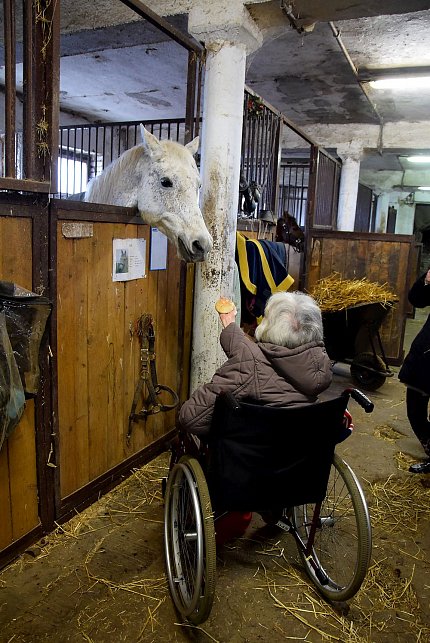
[164,388,374,625]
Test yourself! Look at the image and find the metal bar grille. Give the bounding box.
[278,163,309,227]
[314,151,340,228]
[1,0,59,189]
[240,90,281,218]
[355,183,373,232]
[56,118,188,198]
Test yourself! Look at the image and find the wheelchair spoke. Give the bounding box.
[164,456,216,624]
[293,453,372,601]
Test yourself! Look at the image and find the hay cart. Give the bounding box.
[322,301,395,391]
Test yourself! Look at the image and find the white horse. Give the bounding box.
[84,125,213,263]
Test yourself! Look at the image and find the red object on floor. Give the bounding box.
[215,511,253,546]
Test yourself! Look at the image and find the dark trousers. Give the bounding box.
[406,387,430,457]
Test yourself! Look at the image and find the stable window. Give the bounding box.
[58,151,88,196]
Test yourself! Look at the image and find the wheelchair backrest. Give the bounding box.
[208,393,349,512]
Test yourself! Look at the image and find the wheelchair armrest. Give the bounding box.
[344,388,374,413]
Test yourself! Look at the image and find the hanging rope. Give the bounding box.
[127,313,179,443]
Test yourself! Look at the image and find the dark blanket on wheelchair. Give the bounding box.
[208,393,348,512]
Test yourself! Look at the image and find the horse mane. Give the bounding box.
[85,145,145,206]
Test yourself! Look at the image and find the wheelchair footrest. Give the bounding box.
[275,518,292,532]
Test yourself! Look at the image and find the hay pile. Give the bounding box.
[309,273,398,313]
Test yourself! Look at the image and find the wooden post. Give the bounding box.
[23,0,60,187]
[3,0,16,177]
[185,51,198,143]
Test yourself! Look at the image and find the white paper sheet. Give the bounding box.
[112,238,146,282]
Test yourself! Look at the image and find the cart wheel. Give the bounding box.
[350,352,386,391]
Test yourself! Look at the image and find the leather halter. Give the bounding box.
[127,313,179,442]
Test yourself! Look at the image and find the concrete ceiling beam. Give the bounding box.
[298,122,430,151]
[188,0,263,52]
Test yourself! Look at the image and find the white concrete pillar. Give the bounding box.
[336,143,363,231]
[375,192,390,233]
[394,193,414,235]
[187,2,262,391]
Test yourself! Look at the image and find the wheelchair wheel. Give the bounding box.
[164,455,216,624]
[292,453,372,602]
[350,352,386,391]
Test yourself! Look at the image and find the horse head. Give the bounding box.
[275,213,305,253]
[84,125,213,263]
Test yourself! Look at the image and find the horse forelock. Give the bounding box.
[161,139,198,170]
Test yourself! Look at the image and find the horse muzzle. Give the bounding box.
[178,235,213,263]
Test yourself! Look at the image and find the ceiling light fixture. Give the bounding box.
[369,76,430,89]
[417,186,430,190]
[406,156,430,163]
[359,66,430,90]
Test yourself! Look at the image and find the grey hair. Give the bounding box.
[254,291,324,348]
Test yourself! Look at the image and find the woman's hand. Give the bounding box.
[219,306,237,328]
[425,269,430,285]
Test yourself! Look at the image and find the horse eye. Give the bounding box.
[161,177,173,188]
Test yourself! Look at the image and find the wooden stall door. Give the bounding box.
[0,216,40,552]
[306,230,416,364]
[53,203,188,507]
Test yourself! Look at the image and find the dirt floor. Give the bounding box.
[1,361,430,642]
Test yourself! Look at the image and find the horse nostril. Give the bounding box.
[192,240,205,254]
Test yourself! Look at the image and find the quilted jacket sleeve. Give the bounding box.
[178,324,257,435]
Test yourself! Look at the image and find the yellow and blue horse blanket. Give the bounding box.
[236,232,294,323]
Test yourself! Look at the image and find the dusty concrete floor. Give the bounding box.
[1,319,430,642]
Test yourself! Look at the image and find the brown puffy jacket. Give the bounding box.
[179,322,333,436]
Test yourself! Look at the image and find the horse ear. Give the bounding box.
[185,136,199,157]
[140,125,163,158]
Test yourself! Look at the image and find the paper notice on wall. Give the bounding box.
[112,238,146,282]
[149,227,168,271]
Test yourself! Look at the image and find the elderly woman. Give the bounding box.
[179,290,333,436]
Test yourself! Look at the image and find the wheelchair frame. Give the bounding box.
[164,388,373,624]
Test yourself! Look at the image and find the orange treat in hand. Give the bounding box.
[215,297,235,314]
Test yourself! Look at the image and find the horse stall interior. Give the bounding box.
[0,1,201,568]
[239,90,325,291]
[0,0,415,570]
[237,94,414,368]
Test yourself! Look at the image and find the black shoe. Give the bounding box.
[409,459,430,474]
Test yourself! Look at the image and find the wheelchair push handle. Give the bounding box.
[345,388,374,413]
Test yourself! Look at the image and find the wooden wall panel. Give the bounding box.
[56,218,184,499]
[7,402,39,537]
[0,217,40,550]
[306,230,415,364]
